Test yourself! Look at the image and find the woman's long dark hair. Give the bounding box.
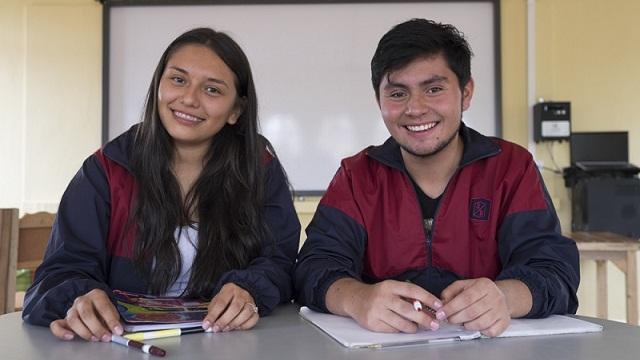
[130,28,266,298]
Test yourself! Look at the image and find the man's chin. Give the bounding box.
[399,144,440,159]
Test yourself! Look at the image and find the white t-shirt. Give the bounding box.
[163,225,199,297]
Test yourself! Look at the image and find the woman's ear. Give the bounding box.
[227,97,246,125]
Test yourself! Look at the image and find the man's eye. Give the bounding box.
[389,91,406,98]
[427,87,443,94]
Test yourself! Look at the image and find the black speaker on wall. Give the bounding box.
[572,177,640,237]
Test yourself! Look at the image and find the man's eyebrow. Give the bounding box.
[166,65,230,88]
[419,75,449,86]
[383,74,449,89]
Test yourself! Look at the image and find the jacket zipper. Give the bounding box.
[417,167,460,268]
[424,218,434,267]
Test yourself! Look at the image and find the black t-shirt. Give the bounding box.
[409,176,442,233]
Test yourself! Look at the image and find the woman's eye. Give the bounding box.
[205,86,220,95]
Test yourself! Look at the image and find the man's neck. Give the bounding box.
[402,135,464,199]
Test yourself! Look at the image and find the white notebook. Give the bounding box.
[299,307,603,348]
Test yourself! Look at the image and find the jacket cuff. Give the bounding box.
[496,265,546,318]
[215,271,279,317]
[22,278,110,326]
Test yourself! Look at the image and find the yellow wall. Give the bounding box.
[0,0,102,213]
[1,0,638,323]
[500,0,528,146]
[500,0,640,322]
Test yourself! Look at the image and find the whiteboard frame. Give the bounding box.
[101,0,502,195]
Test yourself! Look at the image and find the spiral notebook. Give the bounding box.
[299,307,603,348]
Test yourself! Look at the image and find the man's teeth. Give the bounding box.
[174,110,203,122]
[406,123,436,132]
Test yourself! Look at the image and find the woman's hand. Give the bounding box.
[203,283,259,332]
[49,289,123,341]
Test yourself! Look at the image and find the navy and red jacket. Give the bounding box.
[22,125,301,326]
[294,123,579,318]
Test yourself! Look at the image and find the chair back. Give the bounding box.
[17,212,55,275]
[0,209,54,314]
[0,209,19,314]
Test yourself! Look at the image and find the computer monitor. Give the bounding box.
[570,131,629,165]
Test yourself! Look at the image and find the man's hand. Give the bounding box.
[325,278,442,333]
[439,278,532,337]
[49,289,123,341]
[203,283,259,333]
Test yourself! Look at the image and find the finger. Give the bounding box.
[441,280,468,303]
[214,299,245,332]
[227,303,258,331]
[65,308,98,341]
[73,299,112,342]
[203,291,233,331]
[389,296,439,331]
[447,292,492,325]
[440,281,486,323]
[236,311,259,331]
[380,308,419,333]
[355,310,401,333]
[50,319,75,341]
[92,294,123,336]
[479,317,510,337]
[390,281,443,312]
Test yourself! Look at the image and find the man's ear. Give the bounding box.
[461,77,474,111]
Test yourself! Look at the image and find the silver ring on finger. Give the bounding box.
[244,302,258,314]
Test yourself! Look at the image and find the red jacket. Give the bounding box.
[294,124,579,318]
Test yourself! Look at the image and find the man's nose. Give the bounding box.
[404,94,428,116]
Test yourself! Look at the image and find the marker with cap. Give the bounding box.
[111,334,166,357]
[124,326,212,341]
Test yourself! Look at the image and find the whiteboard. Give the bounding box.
[106,1,499,193]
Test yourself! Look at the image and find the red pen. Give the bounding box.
[111,334,166,357]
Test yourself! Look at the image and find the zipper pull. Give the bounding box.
[424,218,434,234]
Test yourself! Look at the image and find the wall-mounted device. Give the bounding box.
[533,101,571,142]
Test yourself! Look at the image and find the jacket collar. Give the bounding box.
[102,124,138,173]
[366,122,501,171]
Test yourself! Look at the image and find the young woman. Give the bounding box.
[22,28,300,342]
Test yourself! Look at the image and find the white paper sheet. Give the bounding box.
[299,307,603,348]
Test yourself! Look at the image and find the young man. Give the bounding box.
[293,19,579,337]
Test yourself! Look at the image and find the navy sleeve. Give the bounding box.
[293,166,368,313]
[214,158,300,316]
[496,163,580,318]
[22,154,112,326]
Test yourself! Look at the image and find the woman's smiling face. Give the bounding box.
[157,44,242,149]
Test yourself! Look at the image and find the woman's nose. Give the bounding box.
[180,85,199,107]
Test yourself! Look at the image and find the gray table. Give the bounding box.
[2,305,639,360]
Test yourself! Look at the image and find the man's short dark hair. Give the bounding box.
[371,18,473,100]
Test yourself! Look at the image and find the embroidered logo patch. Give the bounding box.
[470,198,491,221]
